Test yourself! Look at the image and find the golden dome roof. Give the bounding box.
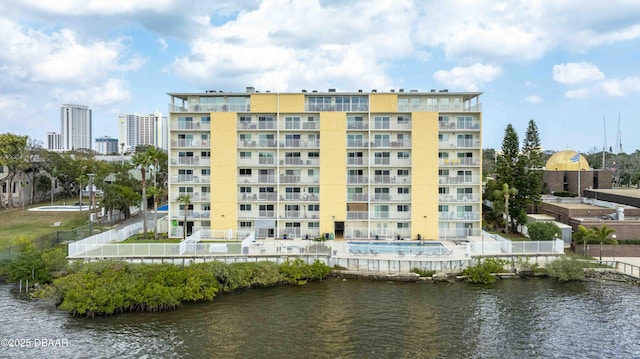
[545,150,590,171]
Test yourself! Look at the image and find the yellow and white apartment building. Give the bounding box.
[167,88,482,241]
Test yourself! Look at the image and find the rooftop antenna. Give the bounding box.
[602,116,606,170]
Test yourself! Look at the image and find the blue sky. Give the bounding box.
[1,0,640,154]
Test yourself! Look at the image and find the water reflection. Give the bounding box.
[1,279,640,358]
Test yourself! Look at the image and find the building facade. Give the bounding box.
[167,88,482,240]
[94,136,120,155]
[47,131,63,151]
[118,111,168,152]
[61,104,92,151]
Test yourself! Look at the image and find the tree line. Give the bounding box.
[0,132,168,239]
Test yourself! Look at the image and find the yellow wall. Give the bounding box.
[250,93,278,112]
[319,112,346,235]
[369,93,397,112]
[278,94,305,112]
[210,112,238,229]
[411,112,439,239]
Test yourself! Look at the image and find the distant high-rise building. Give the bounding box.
[94,136,120,155]
[47,132,63,151]
[118,111,168,152]
[60,104,92,151]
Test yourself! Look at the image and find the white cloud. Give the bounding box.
[565,88,592,99]
[553,62,605,85]
[433,64,502,91]
[600,77,640,96]
[168,0,417,91]
[59,78,130,106]
[158,37,168,51]
[525,95,542,104]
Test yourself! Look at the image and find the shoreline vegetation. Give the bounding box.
[45,259,331,317]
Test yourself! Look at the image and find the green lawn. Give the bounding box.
[0,199,89,250]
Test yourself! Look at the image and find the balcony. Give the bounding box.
[169,103,250,113]
[171,157,206,166]
[438,121,481,131]
[238,157,276,166]
[438,139,480,149]
[438,194,480,203]
[171,139,210,149]
[305,104,369,112]
[347,140,368,149]
[347,193,368,201]
[438,211,481,221]
[169,121,211,131]
[397,103,481,113]
[347,123,368,130]
[347,211,368,220]
[438,158,481,167]
[259,210,276,218]
[281,211,302,219]
[347,176,368,184]
[239,175,277,184]
[438,175,481,185]
[347,158,368,166]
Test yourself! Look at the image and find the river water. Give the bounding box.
[1,278,639,359]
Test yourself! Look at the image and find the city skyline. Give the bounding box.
[1,1,639,153]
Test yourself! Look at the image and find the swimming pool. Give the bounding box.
[347,241,451,256]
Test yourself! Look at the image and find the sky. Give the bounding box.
[1,0,640,154]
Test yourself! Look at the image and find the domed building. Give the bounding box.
[543,150,612,196]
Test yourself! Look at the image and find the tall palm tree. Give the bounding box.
[494,183,518,234]
[131,148,159,239]
[131,152,152,238]
[572,224,590,256]
[589,224,616,260]
[176,193,192,241]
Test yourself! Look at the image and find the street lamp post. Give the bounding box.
[87,173,96,235]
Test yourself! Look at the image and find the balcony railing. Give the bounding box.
[438,211,481,221]
[347,211,368,220]
[438,121,481,131]
[438,194,480,202]
[169,103,250,113]
[397,103,481,112]
[438,158,481,167]
[171,139,210,148]
[347,176,368,184]
[438,175,481,185]
[347,193,368,201]
[347,158,368,166]
[169,121,211,131]
[305,104,369,112]
[347,140,368,148]
[438,139,480,149]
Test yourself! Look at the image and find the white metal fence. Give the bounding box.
[68,222,144,257]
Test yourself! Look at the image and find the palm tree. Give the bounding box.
[494,183,518,234]
[176,193,192,241]
[572,224,590,256]
[131,148,159,239]
[589,224,616,261]
[147,186,165,239]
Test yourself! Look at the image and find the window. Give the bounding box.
[240,134,252,141]
[240,221,252,228]
[308,186,320,194]
[374,116,390,129]
[307,204,320,211]
[240,116,252,124]
[397,222,409,229]
[240,186,252,193]
[240,151,251,159]
[201,116,210,124]
[439,205,449,212]
[308,152,319,158]
[201,168,210,175]
[374,152,390,165]
[239,169,252,176]
[397,169,409,176]
[438,152,449,159]
[308,222,320,228]
[397,205,409,212]
[285,116,301,129]
[201,151,210,158]
[439,187,449,194]
[240,204,251,211]
[397,152,410,159]
[397,116,410,124]
[398,187,410,194]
